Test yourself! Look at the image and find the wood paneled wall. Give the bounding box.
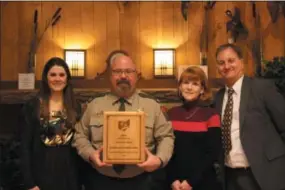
[0,1,284,81]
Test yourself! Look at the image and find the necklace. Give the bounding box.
[185,107,200,120]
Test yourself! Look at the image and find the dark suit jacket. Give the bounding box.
[214,76,285,190]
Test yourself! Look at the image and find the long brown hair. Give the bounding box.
[38,57,79,128]
[178,66,212,101]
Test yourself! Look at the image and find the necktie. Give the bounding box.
[113,98,126,174]
[222,88,234,156]
[118,98,126,111]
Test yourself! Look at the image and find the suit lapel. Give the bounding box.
[239,76,251,133]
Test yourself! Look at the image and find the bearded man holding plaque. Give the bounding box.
[73,50,174,190]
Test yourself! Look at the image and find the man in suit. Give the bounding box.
[214,43,285,190]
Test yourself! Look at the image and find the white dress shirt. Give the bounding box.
[222,75,250,168]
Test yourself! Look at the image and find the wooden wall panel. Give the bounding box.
[1,2,19,80]
[34,2,44,79]
[18,2,32,74]
[120,2,140,71]
[34,2,64,79]
[39,2,54,79]
[0,2,284,81]
[106,2,120,59]
[234,2,250,76]
[51,2,64,59]
[208,2,235,78]
[187,2,203,66]
[81,2,95,79]
[173,2,188,77]
[93,2,107,77]
[258,2,285,60]
[243,2,256,76]
[161,2,174,48]
[139,2,156,79]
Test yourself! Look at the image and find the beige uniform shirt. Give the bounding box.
[73,90,174,178]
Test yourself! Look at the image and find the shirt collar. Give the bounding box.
[225,75,244,95]
[109,91,138,105]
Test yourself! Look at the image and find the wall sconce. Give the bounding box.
[64,49,86,78]
[153,49,175,78]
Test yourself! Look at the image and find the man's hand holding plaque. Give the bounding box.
[137,148,162,172]
[89,147,112,167]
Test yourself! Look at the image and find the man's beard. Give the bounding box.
[116,79,132,96]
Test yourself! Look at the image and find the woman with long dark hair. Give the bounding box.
[20,57,81,190]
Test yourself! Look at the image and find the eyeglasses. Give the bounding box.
[112,69,136,76]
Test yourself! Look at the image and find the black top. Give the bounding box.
[20,97,83,190]
[166,101,222,189]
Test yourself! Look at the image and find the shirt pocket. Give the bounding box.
[89,117,103,143]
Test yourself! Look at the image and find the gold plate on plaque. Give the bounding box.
[103,111,145,164]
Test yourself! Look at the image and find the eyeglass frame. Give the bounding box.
[111,69,137,76]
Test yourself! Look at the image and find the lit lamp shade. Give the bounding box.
[64,50,86,77]
[154,49,175,78]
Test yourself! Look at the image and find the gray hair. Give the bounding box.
[106,50,129,69]
[109,53,125,66]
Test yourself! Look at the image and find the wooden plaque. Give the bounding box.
[103,111,145,164]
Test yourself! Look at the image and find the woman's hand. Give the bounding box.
[171,180,182,190]
[29,186,40,190]
[180,180,192,190]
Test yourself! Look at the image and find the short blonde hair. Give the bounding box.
[178,66,212,101]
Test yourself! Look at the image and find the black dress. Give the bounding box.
[20,98,81,190]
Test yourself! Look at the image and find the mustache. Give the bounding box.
[117,79,130,86]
